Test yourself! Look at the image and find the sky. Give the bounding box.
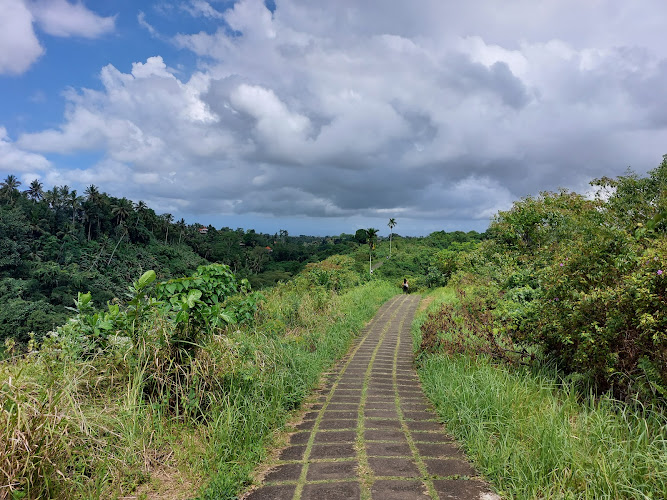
[1,0,667,237]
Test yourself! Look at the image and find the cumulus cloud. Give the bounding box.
[0,127,51,173]
[0,0,43,74]
[0,0,115,75]
[13,0,667,233]
[30,0,115,38]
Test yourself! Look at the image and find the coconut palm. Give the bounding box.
[161,213,174,243]
[134,200,148,220]
[133,200,149,231]
[366,227,379,276]
[67,190,84,227]
[84,184,101,203]
[0,174,21,203]
[111,198,132,227]
[58,185,70,202]
[177,218,186,244]
[26,179,44,202]
[84,185,103,239]
[44,187,59,210]
[387,218,396,257]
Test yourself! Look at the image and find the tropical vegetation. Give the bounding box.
[0,180,364,345]
[412,156,667,498]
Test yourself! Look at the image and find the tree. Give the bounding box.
[83,185,105,240]
[366,227,379,275]
[58,185,70,202]
[134,200,148,228]
[354,228,368,244]
[44,187,59,210]
[67,190,84,227]
[388,218,396,257]
[26,179,44,202]
[0,175,21,204]
[177,218,186,244]
[111,198,132,227]
[162,213,174,243]
[85,185,101,204]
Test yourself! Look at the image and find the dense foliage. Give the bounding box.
[0,180,360,344]
[364,230,484,289]
[0,252,396,499]
[443,155,667,402]
[414,289,667,500]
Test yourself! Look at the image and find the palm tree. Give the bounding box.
[177,218,186,244]
[366,227,379,276]
[26,179,44,202]
[111,198,132,227]
[44,187,59,210]
[84,185,102,240]
[132,200,150,233]
[58,185,70,202]
[387,218,396,257]
[161,213,174,243]
[67,190,84,226]
[84,184,101,204]
[0,174,21,203]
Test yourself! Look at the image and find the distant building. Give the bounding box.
[198,227,208,234]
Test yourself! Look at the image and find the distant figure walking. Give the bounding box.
[402,278,409,294]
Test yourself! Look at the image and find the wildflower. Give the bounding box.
[658,270,663,275]
[559,263,564,267]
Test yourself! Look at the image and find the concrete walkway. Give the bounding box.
[242,295,500,500]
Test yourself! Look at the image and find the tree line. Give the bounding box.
[0,176,361,344]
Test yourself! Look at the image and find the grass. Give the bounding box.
[198,280,397,499]
[413,287,667,499]
[0,264,397,500]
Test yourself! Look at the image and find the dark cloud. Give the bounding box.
[440,54,530,109]
[8,0,667,235]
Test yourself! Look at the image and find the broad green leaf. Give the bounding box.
[187,289,202,308]
[138,270,156,289]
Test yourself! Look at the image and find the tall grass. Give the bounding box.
[0,349,163,499]
[198,280,396,499]
[0,275,396,499]
[414,287,667,499]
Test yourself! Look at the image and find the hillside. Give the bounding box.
[0,181,365,344]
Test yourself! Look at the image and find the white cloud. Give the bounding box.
[183,0,225,20]
[0,0,43,74]
[137,11,160,39]
[0,126,51,173]
[30,0,115,38]
[0,0,115,75]
[12,0,667,233]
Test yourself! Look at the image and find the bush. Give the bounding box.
[451,157,667,402]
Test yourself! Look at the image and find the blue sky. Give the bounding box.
[2,0,667,236]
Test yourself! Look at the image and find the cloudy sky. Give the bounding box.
[1,0,667,236]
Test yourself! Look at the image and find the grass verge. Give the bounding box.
[197,281,397,499]
[413,287,667,499]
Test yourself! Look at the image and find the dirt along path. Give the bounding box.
[242,294,500,500]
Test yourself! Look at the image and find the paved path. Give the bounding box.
[243,295,499,500]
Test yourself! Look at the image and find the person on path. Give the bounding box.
[402,278,409,294]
